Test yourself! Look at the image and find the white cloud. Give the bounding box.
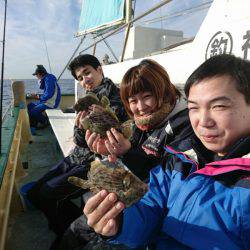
[1,0,82,79]
[0,0,211,79]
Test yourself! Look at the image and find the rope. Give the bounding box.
[141,1,212,25]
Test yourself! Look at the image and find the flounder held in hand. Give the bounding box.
[74,92,132,138]
[73,92,110,113]
[81,110,132,138]
[68,158,148,207]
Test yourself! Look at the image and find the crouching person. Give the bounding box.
[28,65,61,134]
[83,54,250,249]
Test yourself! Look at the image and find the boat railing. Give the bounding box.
[0,80,32,250]
[2,103,12,122]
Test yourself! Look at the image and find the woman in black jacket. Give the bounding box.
[87,59,193,181]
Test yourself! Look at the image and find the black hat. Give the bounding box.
[32,65,47,76]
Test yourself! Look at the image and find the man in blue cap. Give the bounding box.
[28,65,61,134]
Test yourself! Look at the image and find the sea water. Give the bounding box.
[2,79,75,116]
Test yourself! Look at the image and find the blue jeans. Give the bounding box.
[27,102,50,127]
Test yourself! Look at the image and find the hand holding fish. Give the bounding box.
[85,129,109,155]
[105,128,131,157]
[85,128,131,157]
[83,190,124,236]
[75,111,88,129]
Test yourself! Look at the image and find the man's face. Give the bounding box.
[35,73,43,80]
[75,65,103,91]
[188,74,250,155]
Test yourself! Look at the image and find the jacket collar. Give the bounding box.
[165,95,187,121]
[165,136,250,176]
[39,73,49,90]
[188,136,250,162]
[194,156,250,176]
[88,77,112,95]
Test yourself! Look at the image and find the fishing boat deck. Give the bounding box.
[7,125,64,250]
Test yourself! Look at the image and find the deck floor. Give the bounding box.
[7,126,64,250]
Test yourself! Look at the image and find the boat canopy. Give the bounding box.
[76,0,126,37]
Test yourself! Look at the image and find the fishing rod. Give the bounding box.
[0,0,7,155]
[42,32,52,73]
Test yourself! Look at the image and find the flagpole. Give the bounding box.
[0,0,8,154]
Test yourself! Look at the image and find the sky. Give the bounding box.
[0,0,211,80]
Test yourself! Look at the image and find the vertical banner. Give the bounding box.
[77,0,125,36]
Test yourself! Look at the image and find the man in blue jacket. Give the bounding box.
[83,54,250,249]
[28,65,61,134]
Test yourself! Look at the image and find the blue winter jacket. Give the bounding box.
[39,73,61,108]
[110,137,250,250]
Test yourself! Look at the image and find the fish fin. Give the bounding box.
[80,117,90,130]
[88,92,99,100]
[68,176,90,189]
[121,120,133,139]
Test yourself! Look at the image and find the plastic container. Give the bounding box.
[19,181,37,210]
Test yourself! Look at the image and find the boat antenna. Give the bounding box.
[0,0,7,155]
[42,32,52,73]
[133,0,136,16]
[100,35,119,62]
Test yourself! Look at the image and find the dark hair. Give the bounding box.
[68,54,101,79]
[32,65,47,76]
[120,59,180,117]
[184,54,250,103]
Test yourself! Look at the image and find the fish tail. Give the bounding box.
[68,176,90,189]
